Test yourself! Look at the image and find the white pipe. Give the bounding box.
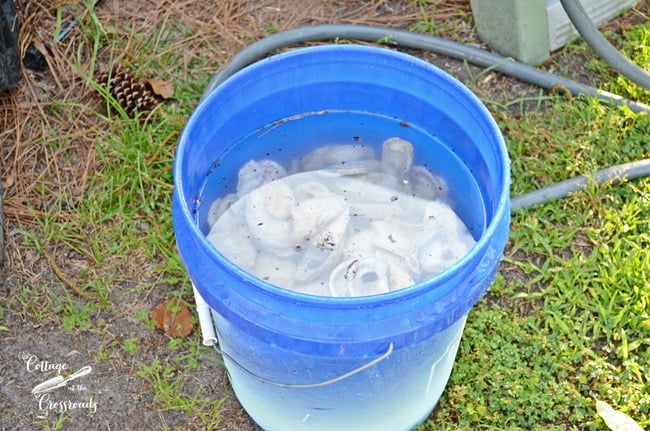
[192,284,218,346]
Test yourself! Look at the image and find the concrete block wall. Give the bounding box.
[470,0,641,65]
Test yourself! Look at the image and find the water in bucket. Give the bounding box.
[203,131,479,297]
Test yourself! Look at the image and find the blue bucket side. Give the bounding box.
[217,314,469,430]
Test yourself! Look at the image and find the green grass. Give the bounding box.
[40,413,67,431]
[408,0,472,41]
[420,169,649,429]
[418,65,650,431]
[136,345,226,431]
[588,19,650,105]
[3,4,218,428]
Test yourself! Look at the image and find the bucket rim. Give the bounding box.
[173,44,511,306]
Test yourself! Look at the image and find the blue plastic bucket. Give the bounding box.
[173,45,510,431]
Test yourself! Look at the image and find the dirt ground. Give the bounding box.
[1,0,647,430]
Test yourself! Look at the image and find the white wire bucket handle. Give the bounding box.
[192,285,394,389]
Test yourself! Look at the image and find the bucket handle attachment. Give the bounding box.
[193,285,394,389]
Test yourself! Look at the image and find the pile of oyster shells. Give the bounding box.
[205,138,476,297]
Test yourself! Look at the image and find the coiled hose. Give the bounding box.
[203,8,650,212]
[560,0,650,90]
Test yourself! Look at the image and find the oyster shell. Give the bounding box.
[244,179,296,256]
[290,189,349,243]
[254,253,296,289]
[299,144,376,172]
[206,204,258,270]
[371,219,422,274]
[294,209,349,283]
[376,249,416,291]
[237,159,287,197]
[417,226,474,275]
[409,165,449,201]
[328,257,390,297]
[206,193,237,228]
[381,137,413,178]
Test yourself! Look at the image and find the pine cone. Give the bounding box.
[96,68,158,116]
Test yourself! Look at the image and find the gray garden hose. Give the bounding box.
[203,24,650,114]
[560,0,650,90]
[511,159,650,210]
[202,24,650,212]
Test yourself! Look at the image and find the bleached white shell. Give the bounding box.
[206,193,237,228]
[299,144,376,172]
[292,181,332,201]
[417,226,475,275]
[294,211,349,282]
[237,159,287,197]
[381,137,413,178]
[291,194,348,244]
[206,209,258,271]
[376,249,416,291]
[254,254,296,289]
[244,180,296,256]
[328,257,390,297]
[294,246,342,284]
[290,179,348,241]
[416,200,476,275]
[371,219,422,274]
[343,230,377,260]
[409,165,449,201]
[206,140,475,297]
[323,159,381,176]
[386,259,415,291]
[421,200,465,230]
